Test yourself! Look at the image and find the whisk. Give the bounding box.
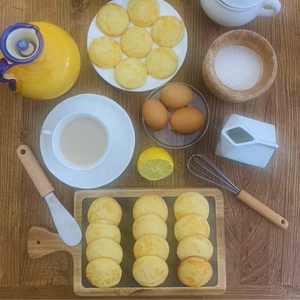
[187,154,288,229]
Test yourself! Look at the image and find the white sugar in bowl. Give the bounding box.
[202,30,278,103]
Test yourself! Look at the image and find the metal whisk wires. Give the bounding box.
[187,154,240,194]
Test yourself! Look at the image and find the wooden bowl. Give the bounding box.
[202,30,278,102]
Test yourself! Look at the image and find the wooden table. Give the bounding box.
[0,0,299,299]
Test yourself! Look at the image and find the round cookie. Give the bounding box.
[133,194,168,221]
[174,214,210,242]
[120,26,153,59]
[85,219,121,245]
[87,197,122,225]
[114,58,147,89]
[86,257,122,288]
[177,257,213,287]
[89,36,122,69]
[151,16,184,47]
[146,47,178,79]
[96,3,129,36]
[134,234,169,260]
[86,238,123,263]
[174,192,209,220]
[132,255,169,287]
[177,234,213,261]
[127,0,159,27]
[132,213,167,240]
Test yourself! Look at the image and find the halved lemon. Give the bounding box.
[137,147,174,181]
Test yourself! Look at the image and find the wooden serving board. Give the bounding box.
[27,188,226,297]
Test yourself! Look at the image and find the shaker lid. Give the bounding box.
[220,0,262,9]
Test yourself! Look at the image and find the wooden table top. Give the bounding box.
[0,0,299,299]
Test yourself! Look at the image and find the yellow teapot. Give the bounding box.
[0,22,81,100]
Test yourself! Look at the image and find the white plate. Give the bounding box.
[87,0,188,92]
[40,94,135,189]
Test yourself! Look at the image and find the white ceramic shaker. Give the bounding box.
[215,114,278,168]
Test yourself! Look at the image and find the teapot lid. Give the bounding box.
[220,0,262,9]
[0,23,43,64]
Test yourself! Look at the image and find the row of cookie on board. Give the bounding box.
[132,195,169,287]
[85,192,214,288]
[89,0,184,89]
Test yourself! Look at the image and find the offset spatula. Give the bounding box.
[17,145,82,246]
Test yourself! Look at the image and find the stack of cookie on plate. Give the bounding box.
[88,0,184,89]
[174,192,214,287]
[85,197,123,288]
[132,194,169,287]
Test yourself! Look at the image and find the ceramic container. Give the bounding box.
[215,114,278,168]
[0,22,81,100]
[200,0,281,27]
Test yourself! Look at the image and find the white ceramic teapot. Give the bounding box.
[200,0,281,27]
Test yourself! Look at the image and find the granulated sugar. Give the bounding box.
[214,45,263,90]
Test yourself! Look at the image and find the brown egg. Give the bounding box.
[142,99,168,130]
[170,107,205,134]
[160,84,194,109]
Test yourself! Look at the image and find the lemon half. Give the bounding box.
[137,147,174,181]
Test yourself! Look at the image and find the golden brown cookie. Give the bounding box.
[133,194,168,221]
[174,214,210,242]
[89,36,122,69]
[177,234,213,261]
[132,213,167,240]
[87,197,122,225]
[151,16,184,47]
[120,26,153,58]
[86,238,123,263]
[96,3,129,36]
[127,0,159,27]
[114,58,147,89]
[85,219,121,245]
[86,257,122,288]
[145,47,178,79]
[134,234,169,260]
[174,192,209,220]
[177,257,213,287]
[132,255,169,287]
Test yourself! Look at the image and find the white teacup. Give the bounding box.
[41,112,110,171]
[200,0,281,27]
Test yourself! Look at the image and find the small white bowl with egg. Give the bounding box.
[142,82,210,149]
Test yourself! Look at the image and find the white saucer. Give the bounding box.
[87,0,188,92]
[40,94,135,189]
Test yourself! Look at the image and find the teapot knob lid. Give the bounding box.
[16,39,36,57]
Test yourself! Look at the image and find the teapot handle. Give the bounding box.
[0,58,16,91]
[258,0,281,17]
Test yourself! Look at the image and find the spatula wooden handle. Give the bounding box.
[236,189,288,229]
[27,226,73,259]
[17,145,54,198]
